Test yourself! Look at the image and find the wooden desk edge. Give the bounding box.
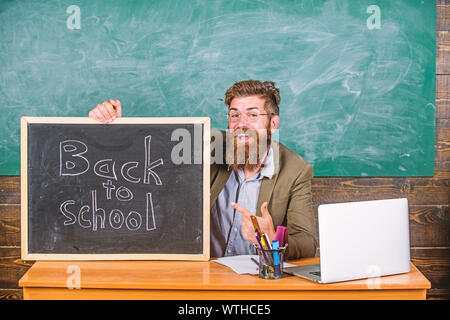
[22,287,428,300]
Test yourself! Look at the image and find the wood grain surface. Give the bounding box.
[18,258,430,300]
[1,1,449,300]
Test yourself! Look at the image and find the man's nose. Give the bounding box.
[236,115,252,127]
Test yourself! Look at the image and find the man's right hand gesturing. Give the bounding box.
[88,99,122,123]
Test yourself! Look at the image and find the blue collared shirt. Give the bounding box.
[210,147,275,257]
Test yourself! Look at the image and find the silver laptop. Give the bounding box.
[283,198,411,283]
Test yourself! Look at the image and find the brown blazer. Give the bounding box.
[210,130,318,259]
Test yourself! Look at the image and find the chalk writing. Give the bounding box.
[58,135,162,232]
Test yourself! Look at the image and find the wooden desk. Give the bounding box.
[19,257,430,300]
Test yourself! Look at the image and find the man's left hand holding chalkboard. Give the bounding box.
[89,99,122,123]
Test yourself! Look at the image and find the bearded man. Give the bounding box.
[89,80,317,259]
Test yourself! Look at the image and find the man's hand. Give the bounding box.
[231,201,276,246]
[88,99,122,123]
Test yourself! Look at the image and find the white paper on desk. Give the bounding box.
[212,255,296,275]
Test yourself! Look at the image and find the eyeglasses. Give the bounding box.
[227,111,273,122]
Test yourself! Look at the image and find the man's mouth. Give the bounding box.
[236,133,251,143]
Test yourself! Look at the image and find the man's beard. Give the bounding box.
[226,125,272,172]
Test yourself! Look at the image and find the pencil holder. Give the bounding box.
[256,245,287,279]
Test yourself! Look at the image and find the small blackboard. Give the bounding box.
[21,117,210,260]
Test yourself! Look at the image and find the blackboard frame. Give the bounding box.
[20,116,210,261]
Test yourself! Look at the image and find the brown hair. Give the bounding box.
[224,80,280,115]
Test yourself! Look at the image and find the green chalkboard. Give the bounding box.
[0,0,435,176]
[22,117,210,260]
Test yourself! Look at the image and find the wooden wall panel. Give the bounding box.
[311,176,449,206]
[408,205,449,247]
[436,119,450,171]
[0,205,20,247]
[411,248,450,300]
[0,289,22,300]
[437,75,450,118]
[438,0,450,31]
[0,176,19,204]
[0,247,31,290]
[437,31,450,74]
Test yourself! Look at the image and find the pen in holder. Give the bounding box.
[255,242,288,279]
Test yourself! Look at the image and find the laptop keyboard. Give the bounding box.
[310,271,321,277]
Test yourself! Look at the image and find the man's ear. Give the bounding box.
[270,115,280,133]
